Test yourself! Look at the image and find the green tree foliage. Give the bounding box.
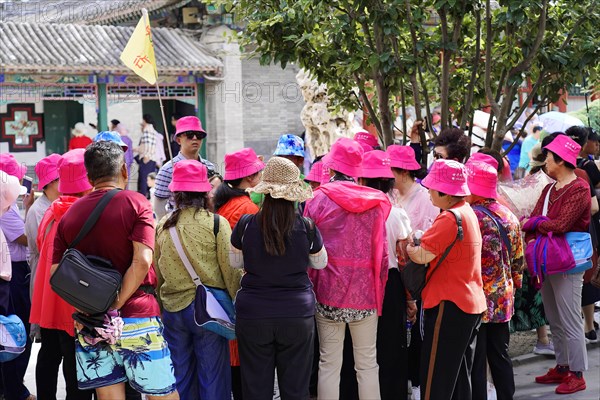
[225,0,600,152]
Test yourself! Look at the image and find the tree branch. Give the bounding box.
[509,0,548,76]
[355,73,383,135]
[461,5,481,129]
[559,14,588,51]
[484,0,501,118]
[500,100,547,157]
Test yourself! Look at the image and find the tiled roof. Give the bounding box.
[0,21,223,75]
[0,0,192,26]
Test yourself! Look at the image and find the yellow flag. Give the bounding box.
[120,9,157,84]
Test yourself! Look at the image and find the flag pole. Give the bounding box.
[142,8,173,161]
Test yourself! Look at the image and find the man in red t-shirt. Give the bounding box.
[52,141,179,400]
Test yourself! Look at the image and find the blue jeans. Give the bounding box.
[162,301,231,400]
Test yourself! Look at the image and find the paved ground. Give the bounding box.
[513,344,600,400]
[23,315,599,399]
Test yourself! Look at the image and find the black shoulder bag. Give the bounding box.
[50,189,123,315]
[401,209,463,301]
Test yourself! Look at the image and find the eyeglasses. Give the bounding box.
[433,152,445,160]
[178,131,206,140]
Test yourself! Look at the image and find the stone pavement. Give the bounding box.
[513,343,600,400]
[24,340,599,399]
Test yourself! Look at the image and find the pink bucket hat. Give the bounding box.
[354,130,379,153]
[543,134,580,167]
[305,161,325,183]
[387,145,421,171]
[175,116,207,138]
[360,150,394,179]
[35,154,62,189]
[224,148,265,181]
[465,158,498,199]
[469,152,498,170]
[58,149,93,194]
[421,159,470,196]
[0,153,27,180]
[322,137,364,177]
[169,160,212,193]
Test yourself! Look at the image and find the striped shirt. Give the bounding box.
[154,152,216,204]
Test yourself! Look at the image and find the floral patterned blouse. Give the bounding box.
[472,199,524,323]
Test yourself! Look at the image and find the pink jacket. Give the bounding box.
[305,181,391,315]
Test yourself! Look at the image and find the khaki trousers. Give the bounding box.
[316,312,380,400]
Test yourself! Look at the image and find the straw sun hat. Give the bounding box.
[247,156,313,202]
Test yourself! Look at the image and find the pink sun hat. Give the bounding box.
[58,149,92,194]
[35,154,62,190]
[0,153,27,180]
[465,158,498,199]
[169,159,212,193]
[305,161,325,183]
[387,145,421,171]
[469,152,498,170]
[224,148,265,181]
[322,137,364,177]
[543,134,580,167]
[421,159,470,196]
[360,150,394,179]
[353,130,379,153]
[175,116,207,138]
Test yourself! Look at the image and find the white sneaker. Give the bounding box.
[411,386,420,400]
[533,341,556,355]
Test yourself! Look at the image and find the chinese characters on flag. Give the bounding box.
[119,9,157,84]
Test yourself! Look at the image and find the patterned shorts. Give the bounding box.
[75,317,177,395]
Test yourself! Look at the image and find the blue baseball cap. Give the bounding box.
[273,134,305,157]
[93,131,128,151]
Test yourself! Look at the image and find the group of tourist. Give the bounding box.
[0,114,599,400]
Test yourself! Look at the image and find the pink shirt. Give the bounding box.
[396,184,438,233]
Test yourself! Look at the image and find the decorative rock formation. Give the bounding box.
[297,69,353,157]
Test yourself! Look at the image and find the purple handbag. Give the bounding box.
[525,219,576,288]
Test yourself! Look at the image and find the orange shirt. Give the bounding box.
[419,201,486,315]
[218,195,259,229]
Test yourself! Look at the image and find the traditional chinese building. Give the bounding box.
[1,0,306,178]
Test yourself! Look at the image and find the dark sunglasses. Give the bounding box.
[178,131,206,140]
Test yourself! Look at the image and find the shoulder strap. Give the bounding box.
[542,183,555,217]
[302,216,316,251]
[68,188,121,249]
[428,208,463,278]
[472,205,512,259]
[169,226,203,288]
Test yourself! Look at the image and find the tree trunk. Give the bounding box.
[376,77,394,147]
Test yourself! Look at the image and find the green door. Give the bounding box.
[43,101,84,155]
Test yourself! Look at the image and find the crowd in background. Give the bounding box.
[0,113,599,400]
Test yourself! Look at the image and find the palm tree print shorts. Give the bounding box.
[74,316,177,395]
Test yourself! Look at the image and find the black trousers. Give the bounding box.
[378,269,408,399]
[420,301,481,400]
[472,322,515,400]
[339,269,409,400]
[136,157,156,198]
[408,301,423,387]
[37,328,94,400]
[237,317,314,400]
